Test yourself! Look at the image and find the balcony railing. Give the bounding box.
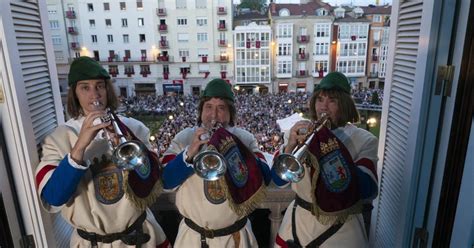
[156,8,166,16]
[296,53,309,61]
[158,24,168,33]
[217,7,227,15]
[159,40,169,48]
[68,27,77,34]
[218,23,226,31]
[216,55,229,62]
[201,56,208,63]
[218,39,227,47]
[70,42,79,49]
[295,70,307,77]
[372,55,378,62]
[65,10,76,19]
[297,35,309,43]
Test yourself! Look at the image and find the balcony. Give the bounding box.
[67,27,78,34]
[141,56,147,62]
[108,69,118,77]
[157,55,171,62]
[158,24,168,33]
[369,72,379,78]
[107,56,115,62]
[159,40,169,48]
[70,42,79,50]
[201,56,208,63]
[65,10,76,19]
[372,55,379,62]
[163,72,169,79]
[295,70,307,77]
[218,39,227,47]
[297,35,309,43]
[123,56,129,62]
[124,69,135,77]
[156,8,166,16]
[216,55,229,62]
[296,53,309,61]
[218,23,226,31]
[217,6,227,15]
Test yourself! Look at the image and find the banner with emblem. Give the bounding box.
[305,126,363,224]
[208,127,266,217]
[113,113,163,210]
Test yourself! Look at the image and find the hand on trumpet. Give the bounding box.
[70,110,110,165]
[285,120,312,154]
[185,128,209,163]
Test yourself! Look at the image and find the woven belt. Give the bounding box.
[184,217,248,248]
[77,212,149,247]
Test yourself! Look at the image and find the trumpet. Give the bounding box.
[193,121,228,181]
[272,113,330,183]
[94,101,150,171]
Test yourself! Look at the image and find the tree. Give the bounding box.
[239,0,266,11]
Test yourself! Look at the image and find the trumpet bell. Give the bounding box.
[112,140,149,170]
[194,150,227,181]
[272,153,305,183]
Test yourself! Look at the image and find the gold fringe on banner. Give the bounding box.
[307,153,363,225]
[220,177,267,217]
[123,170,163,211]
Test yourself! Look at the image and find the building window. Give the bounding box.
[177,33,189,42]
[179,49,189,58]
[87,3,94,11]
[139,34,146,42]
[91,35,97,43]
[195,0,206,8]
[177,18,187,26]
[121,18,128,27]
[314,60,328,73]
[103,2,110,11]
[277,61,292,74]
[277,24,292,38]
[136,0,143,9]
[197,48,209,57]
[196,17,207,26]
[105,19,112,27]
[373,15,382,22]
[123,34,129,43]
[176,0,187,9]
[49,20,59,29]
[314,42,329,55]
[278,43,292,56]
[138,18,144,26]
[197,33,208,42]
[120,2,126,10]
[107,34,113,43]
[89,19,95,27]
[51,35,61,45]
[315,24,330,37]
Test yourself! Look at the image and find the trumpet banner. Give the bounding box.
[113,113,163,210]
[209,128,266,217]
[306,126,363,224]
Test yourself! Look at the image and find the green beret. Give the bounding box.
[202,79,234,102]
[68,56,110,86]
[315,71,351,94]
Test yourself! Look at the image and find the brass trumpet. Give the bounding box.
[273,113,330,182]
[193,121,228,181]
[94,101,150,171]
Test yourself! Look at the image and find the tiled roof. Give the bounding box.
[361,5,392,14]
[270,1,332,16]
[234,11,268,21]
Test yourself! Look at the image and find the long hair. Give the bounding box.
[308,89,359,127]
[67,79,118,119]
[196,97,236,126]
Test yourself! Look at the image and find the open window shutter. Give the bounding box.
[10,1,63,145]
[1,0,65,246]
[371,0,442,246]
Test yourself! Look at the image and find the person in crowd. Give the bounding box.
[162,78,271,247]
[35,56,169,247]
[272,72,378,247]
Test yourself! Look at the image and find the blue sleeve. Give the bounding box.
[270,166,290,187]
[256,158,271,185]
[162,152,195,189]
[356,168,377,200]
[41,156,86,206]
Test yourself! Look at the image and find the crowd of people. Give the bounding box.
[122,92,310,155]
[121,88,383,155]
